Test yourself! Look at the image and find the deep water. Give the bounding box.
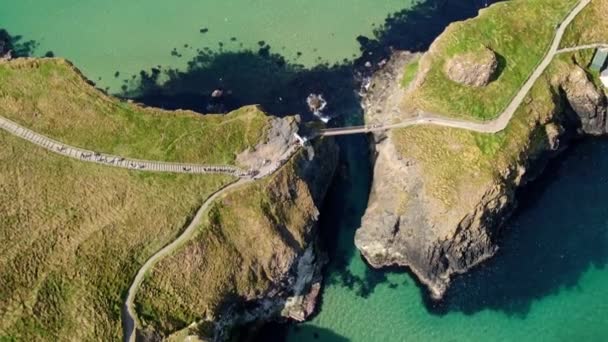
[259,138,605,342]
[4,0,607,341]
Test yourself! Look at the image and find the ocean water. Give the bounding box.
[0,0,409,92]
[4,1,607,341]
[285,138,608,342]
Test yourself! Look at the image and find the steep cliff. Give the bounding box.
[356,51,608,299]
[134,138,338,341]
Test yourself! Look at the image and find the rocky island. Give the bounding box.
[356,0,608,299]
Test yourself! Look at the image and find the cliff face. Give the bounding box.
[356,54,608,299]
[136,137,338,341]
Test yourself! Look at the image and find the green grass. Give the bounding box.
[406,0,577,120]
[562,0,608,47]
[0,130,234,341]
[393,49,587,208]
[134,140,337,338]
[134,153,313,335]
[400,58,420,88]
[0,58,271,165]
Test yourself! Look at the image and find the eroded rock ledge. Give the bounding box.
[355,51,608,300]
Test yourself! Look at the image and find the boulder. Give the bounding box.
[445,47,498,87]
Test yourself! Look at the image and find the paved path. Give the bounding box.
[0,115,247,176]
[320,0,592,137]
[121,140,298,342]
[557,43,608,54]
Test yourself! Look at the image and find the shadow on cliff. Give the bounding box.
[429,139,608,317]
[0,29,37,57]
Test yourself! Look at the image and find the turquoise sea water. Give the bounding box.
[3,1,608,341]
[286,138,608,342]
[1,0,409,92]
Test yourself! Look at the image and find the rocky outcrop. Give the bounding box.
[356,57,608,300]
[214,138,338,339]
[362,51,421,125]
[355,131,514,299]
[561,65,608,135]
[445,47,498,87]
[236,115,300,171]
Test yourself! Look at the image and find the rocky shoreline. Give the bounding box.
[354,50,608,300]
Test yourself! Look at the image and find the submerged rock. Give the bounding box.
[306,93,327,115]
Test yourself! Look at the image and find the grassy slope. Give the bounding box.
[0,59,270,165]
[405,0,576,120]
[562,0,608,47]
[393,51,592,207]
[400,57,420,89]
[134,149,322,336]
[0,130,234,341]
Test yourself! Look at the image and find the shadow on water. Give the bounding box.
[249,323,350,342]
[429,139,608,317]
[0,29,37,57]
[120,0,499,123]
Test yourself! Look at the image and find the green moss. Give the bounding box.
[401,58,420,88]
[473,132,507,157]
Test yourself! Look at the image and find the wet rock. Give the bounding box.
[306,93,327,114]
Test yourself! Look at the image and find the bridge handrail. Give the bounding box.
[320,125,368,132]
[0,115,244,174]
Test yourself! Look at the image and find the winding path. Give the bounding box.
[120,141,297,342]
[557,43,608,54]
[121,178,248,342]
[320,0,594,137]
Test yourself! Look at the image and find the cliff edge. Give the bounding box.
[355,5,607,299]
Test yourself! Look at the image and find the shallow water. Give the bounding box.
[1,0,410,92]
[286,138,608,342]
